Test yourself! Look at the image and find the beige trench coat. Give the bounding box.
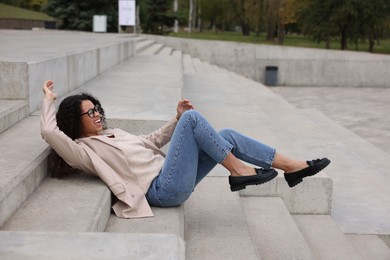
[40,98,178,218]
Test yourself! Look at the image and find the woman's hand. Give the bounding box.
[176,98,194,120]
[43,80,57,101]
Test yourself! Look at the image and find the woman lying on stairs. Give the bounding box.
[41,80,330,219]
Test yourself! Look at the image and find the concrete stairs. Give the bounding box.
[0,32,140,233]
[0,100,29,133]
[0,32,389,259]
[0,31,140,234]
[184,177,259,260]
[179,48,390,259]
[0,32,183,258]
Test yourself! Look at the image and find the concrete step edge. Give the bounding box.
[192,57,206,73]
[1,174,111,232]
[184,176,259,259]
[183,53,196,73]
[200,60,214,73]
[0,99,29,134]
[135,37,147,42]
[172,50,182,59]
[0,116,50,227]
[293,215,364,260]
[239,174,333,215]
[158,46,174,56]
[241,196,314,259]
[346,234,390,260]
[379,235,390,249]
[138,43,164,55]
[0,147,50,228]
[135,39,155,53]
[154,43,166,55]
[105,205,184,239]
[185,55,228,74]
[0,231,185,259]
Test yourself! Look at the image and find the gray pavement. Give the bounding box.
[272,86,390,155]
[0,29,137,62]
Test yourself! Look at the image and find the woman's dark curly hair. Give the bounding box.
[48,93,106,178]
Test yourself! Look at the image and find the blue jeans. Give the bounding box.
[145,110,276,207]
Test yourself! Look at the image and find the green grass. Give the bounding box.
[0,3,55,21]
[168,31,390,54]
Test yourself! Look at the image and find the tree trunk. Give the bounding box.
[256,27,261,37]
[340,27,347,50]
[193,0,197,31]
[136,5,141,33]
[266,0,277,42]
[242,23,250,36]
[238,0,250,36]
[173,0,179,33]
[325,38,330,49]
[266,19,276,41]
[256,0,265,37]
[368,27,375,53]
[277,0,284,45]
[188,0,193,33]
[369,38,374,52]
[277,17,284,45]
[208,18,215,31]
[198,1,202,32]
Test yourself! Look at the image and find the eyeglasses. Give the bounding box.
[80,104,101,118]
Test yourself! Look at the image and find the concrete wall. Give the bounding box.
[145,35,390,88]
[0,19,54,30]
[0,62,29,99]
[0,40,136,113]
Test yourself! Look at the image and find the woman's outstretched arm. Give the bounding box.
[140,99,194,148]
[41,80,94,173]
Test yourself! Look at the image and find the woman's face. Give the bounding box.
[80,100,103,137]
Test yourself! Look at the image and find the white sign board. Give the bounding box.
[119,0,136,26]
[93,15,107,32]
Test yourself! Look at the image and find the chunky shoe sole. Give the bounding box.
[284,158,331,188]
[229,168,278,192]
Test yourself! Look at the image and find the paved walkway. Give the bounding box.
[0,29,135,61]
[272,86,390,155]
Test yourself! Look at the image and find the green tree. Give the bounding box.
[43,0,118,32]
[198,0,231,32]
[299,0,337,48]
[141,0,175,34]
[231,0,252,36]
[299,0,390,51]
[278,0,300,44]
[358,0,390,52]
[252,0,265,36]
[0,0,47,11]
[265,0,280,41]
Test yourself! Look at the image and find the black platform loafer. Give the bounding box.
[229,168,278,192]
[284,158,331,188]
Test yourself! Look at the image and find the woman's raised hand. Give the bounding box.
[43,80,57,101]
[176,98,194,120]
